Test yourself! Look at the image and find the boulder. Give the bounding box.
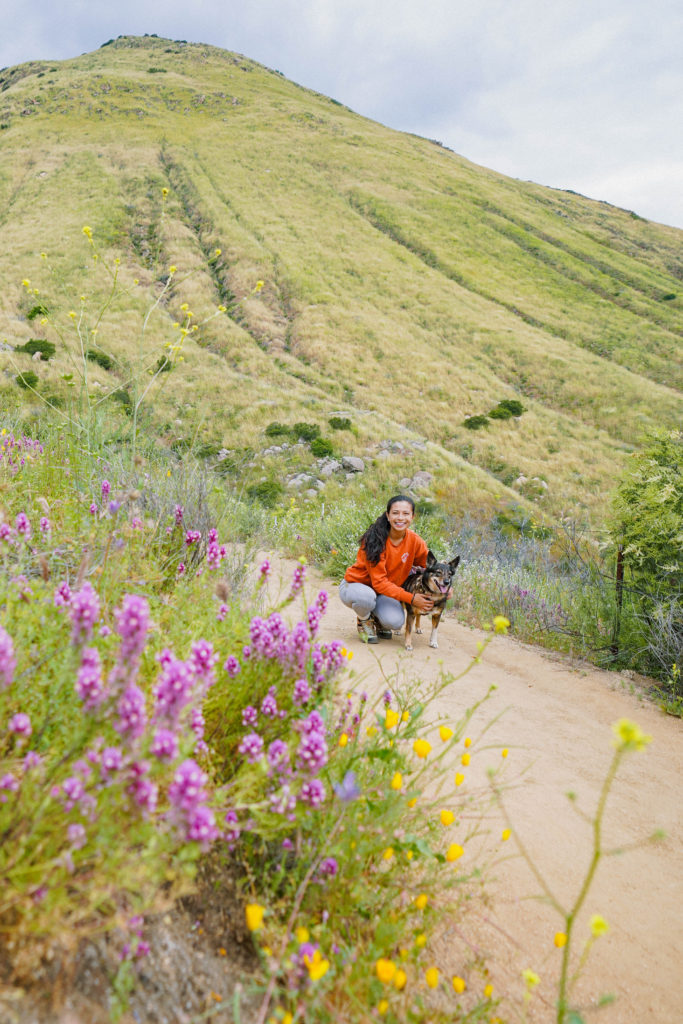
[342,456,365,473]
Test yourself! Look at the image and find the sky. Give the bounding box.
[4,0,683,229]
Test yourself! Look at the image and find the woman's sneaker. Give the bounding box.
[356,617,379,644]
[371,615,394,640]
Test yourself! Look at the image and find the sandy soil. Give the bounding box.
[317,581,683,1024]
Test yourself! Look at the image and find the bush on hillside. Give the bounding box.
[16,371,39,390]
[329,416,351,431]
[292,421,320,442]
[265,422,290,438]
[463,414,489,430]
[15,339,55,360]
[247,478,283,507]
[310,437,334,458]
[86,347,114,370]
[26,304,50,321]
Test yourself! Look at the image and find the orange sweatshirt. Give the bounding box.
[344,529,428,603]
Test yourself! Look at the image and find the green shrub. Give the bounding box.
[310,436,334,458]
[329,416,351,431]
[111,388,132,414]
[25,304,49,321]
[292,421,320,441]
[16,371,39,390]
[463,414,489,430]
[15,339,55,360]
[246,478,284,507]
[265,422,290,438]
[488,405,514,420]
[86,348,114,371]
[661,293,676,301]
[155,355,172,373]
[497,399,525,417]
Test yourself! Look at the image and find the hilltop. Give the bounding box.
[1,34,681,525]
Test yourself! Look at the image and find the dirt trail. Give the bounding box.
[315,579,683,1024]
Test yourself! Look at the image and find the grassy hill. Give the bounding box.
[1,33,681,526]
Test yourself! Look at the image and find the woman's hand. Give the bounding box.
[412,593,434,614]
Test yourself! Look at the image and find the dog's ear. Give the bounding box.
[426,550,437,567]
[448,555,460,572]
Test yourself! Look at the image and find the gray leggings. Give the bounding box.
[338,579,406,630]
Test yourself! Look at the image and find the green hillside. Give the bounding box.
[1,34,681,525]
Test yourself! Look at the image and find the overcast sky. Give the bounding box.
[4,0,683,229]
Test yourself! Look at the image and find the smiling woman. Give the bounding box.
[338,494,434,643]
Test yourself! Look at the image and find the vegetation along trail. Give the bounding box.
[315,574,682,1023]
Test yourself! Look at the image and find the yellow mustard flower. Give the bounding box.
[464,736,472,748]
[484,983,494,998]
[446,843,464,862]
[461,753,471,766]
[295,926,309,943]
[218,304,227,312]
[452,975,466,994]
[501,748,509,758]
[339,733,348,747]
[82,225,92,238]
[439,725,454,742]
[522,969,540,989]
[214,248,222,256]
[162,187,169,197]
[377,999,389,1015]
[376,958,397,983]
[440,809,455,826]
[304,949,330,981]
[394,968,407,990]
[590,914,609,937]
[414,893,428,910]
[40,252,47,259]
[493,615,510,634]
[22,278,31,288]
[425,966,439,989]
[255,279,265,291]
[405,849,414,860]
[407,797,417,807]
[611,719,652,753]
[401,709,410,722]
[391,772,403,791]
[245,903,264,931]
[454,772,465,787]
[554,932,567,948]
[367,726,378,737]
[385,708,399,730]
[413,739,431,759]
[501,828,511,841]
[382,847,394,861]
[415,933,427,948]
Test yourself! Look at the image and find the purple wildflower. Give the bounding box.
[259,558,271,579]
[261,689,278,718]
[318,856,338,877]
[216,603,228,621]
[292,678,311,706]
[186,804,219,847]
[224,808,240,847]
[114,594,151,661]
[89,503,98,516]
[185,530,201,547]
[127,762,158,816]
[101,746,124,774]
[54,581,72,607]
[115,684,147,741]
[75,647,106,709]
[316,590,329,614]
[23,751,42,771]
[289,562,306,598]
[108,500,122,516]
[0,522,12,542]
[190,640,217,688]
[62,775,86,810]
[333,770,360,803]
[297,730,328,773]
[224,655,240,677]
[153,653,193,722]
[238,732,264,764]
[241,705,258,727]
[101,479,111,498]
[299,778,326,807]
[15,512,31,539]
[69,582,100,644]
[0,774,19,801]
[174,505,184,525]
[0,626,16,690]
[68,823,87,850]
[267,739,290,772]
[39,516,50,534]
[168,759,208,812]
[9,712,32,738]
[131,516,142,529]
[151,729,179,761]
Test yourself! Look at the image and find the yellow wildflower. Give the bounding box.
[452,975,466,994]
[501,828,511,841]
[446,843,464,862]
[339,733,348,747]
[385,708,399,730]
[415,933,427,948]
[245,903,264,931]
[366,726,378,737]
[554,932,567,948]
[214,247,222,256]
[82,225,92,238]
[391,772,403,791]
[522,969,540,989]
[611,719,652,753]
[405,849,413,860]
[376,958,397,983]
[377,999,389,1015]
[440,809,455,826]
[425,966,439,989]
[461,753,470,766]
[464,736,472,748]
[501,748,509,758]
[255,279,265,291]
[162,187,169,197]
[484,983,494,998]
[304,948,330,981]
[401,710,410,722]
[180,302,189,311]
[295,926,309,943]
[394,968,407,990]
[590,914,609,937]
[22,278,31,288]
[413,739,431,759]
[439,725,454,742]
[346,649,354,660]
[40,252,47,259]
[408,797,417,807]
[414,893,428,910]
[454,773,465,787]
[493,615,510,634]
[382,847,394,861]
[218,304,227,312]
[169,265,177,274]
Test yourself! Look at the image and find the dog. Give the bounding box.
[402,551,460,651]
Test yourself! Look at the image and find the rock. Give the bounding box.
[513,475,527,488]
[342,456,365,473]
[399,478,412,488]
[410,470,433,489]
[409,439,426,450]
[390,441,405,452]
[287,474,314,490]
[376,449,392,459]
[319,459,342,477]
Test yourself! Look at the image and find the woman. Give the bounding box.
[339,495,434,643]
